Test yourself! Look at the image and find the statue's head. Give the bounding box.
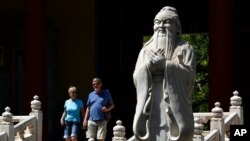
[154,6,182,37]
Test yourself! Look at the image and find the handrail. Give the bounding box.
[193,112,231,124]
[0,131,8,140]
[224,112,239,131]
[193,112,213,123]
[204,129,219,141]
[14,115,36,135]
[0,116,28,123]
[127,135,136,141]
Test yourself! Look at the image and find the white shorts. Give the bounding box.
[86,120,107,140]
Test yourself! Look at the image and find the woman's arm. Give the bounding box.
[83,107,90,129]
[60,109,66,126]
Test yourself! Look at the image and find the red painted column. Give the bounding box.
[24,0,47,139]
[208,0,236,110]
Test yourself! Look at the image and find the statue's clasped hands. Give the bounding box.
[147,48,166,72]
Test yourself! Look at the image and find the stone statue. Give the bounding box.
[132,6,196,141]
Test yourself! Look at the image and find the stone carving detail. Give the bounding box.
[31,95,41,111]
[230,90,242,106]
[2,107,13,123]
[212,102,223,118]
[112,120,127,141]
[194,117,204,135]
[132,6,196,141]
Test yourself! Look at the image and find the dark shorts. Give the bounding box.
[63,121,80,139]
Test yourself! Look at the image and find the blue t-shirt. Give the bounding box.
[64,98,84,122]
[87,89,113,121]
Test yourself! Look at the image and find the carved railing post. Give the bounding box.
[211,102,224,141]
[230,90,243,124]
[29,95,43,141]
[193,117,204,141]
[112,120,127,141]
[0,107,14,141]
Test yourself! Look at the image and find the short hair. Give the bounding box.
[92,77,102,83]
[68,86,77,93]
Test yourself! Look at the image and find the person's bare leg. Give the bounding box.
[71,136,77,141]
[65,138,71,141]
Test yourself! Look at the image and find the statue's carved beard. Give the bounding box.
[153,29,175,60]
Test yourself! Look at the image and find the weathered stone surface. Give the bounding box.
[132,6,196,141]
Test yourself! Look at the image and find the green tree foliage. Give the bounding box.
[182,33,209,112]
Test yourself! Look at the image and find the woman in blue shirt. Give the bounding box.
[60,86,85,141]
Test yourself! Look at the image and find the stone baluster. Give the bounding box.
[229,90,243,125]
[193,117,204,141]
[29,95,43,141]
[15,130,25,140]
[0,107,14,141]
[211,102,224,141]
[26,124,35,139]
[112,120,127,141]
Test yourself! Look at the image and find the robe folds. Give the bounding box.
[132,39,196,141]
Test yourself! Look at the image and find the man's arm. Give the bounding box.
[102,100,114,112]
[107,100,115,112]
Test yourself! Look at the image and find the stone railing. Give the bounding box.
[113,90,243,141]
[0,95,43,141]
[193,90,243,141]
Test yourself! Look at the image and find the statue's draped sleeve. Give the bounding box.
[164,42,195,141]
[132,47,152,139]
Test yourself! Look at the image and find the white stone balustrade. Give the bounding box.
[124,90,244,141]
[193,90,243,141]
[193,117,204,141]
[0,95,43,141]
[0,91,243,141]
